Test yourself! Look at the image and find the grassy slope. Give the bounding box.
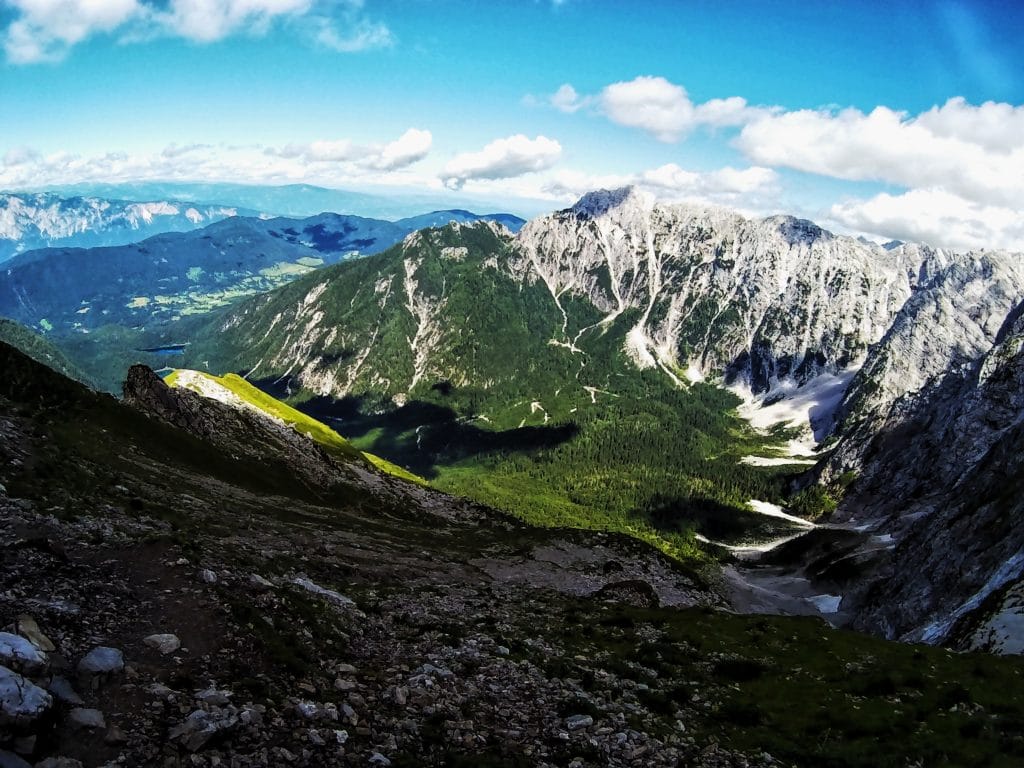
[165,369,425,485]
[541,600,1024,768]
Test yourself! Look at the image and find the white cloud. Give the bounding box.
[0,131,436,191]
[539,76,768,142]
[158,0,314,43]
[599,76,695,142]
[459,163,779,215]
[314,14,393,52]
[828,189,1024,252]
[265,129,431,170]
[2,0,393,62]
[735,98,1024,209]
[914,96,1024,153]
[373,128,432,170]
[549,83,589,114]
[442,134,562,189]
[640,163,778,198]
[3,0,142,63]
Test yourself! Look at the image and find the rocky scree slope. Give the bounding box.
[3,343,1024,767]
[810,288,1024,649]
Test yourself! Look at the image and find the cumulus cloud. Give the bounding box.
[535,76,768,141]
[529,163,778,213]
[828,189,1024,252]
[599,76,696,142]
[735,98,1024,209]
[3,0,142,63]
[442,134,562,189]
[265,129,431,170]
[640,164,778,198]
[2,0,393,63]
[373,128,432,170]
[0,130,435,191]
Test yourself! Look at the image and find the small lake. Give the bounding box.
[137,343,189,356]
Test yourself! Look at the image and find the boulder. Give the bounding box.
[142,634,181,655]
[68,708,106,730]
[566,714,594,731]
[169,709,239,752]
[12,617,54,654]
[0,665,52,728]
[77,647,124,676]
[0,633,47,676]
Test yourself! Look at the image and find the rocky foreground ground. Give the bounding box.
[2,346,1024,768]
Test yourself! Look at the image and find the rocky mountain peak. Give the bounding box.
[568,185,655,218]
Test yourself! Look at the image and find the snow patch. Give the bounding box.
[747,499,816,528]
[919,549,1024,645]
[731,367,859,451]
[808,594,843,614]
[740,456,816,467]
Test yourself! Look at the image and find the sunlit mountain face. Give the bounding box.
[2,2,1024,767]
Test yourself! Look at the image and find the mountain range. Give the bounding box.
[122,185,1020,656]
[0,192,249,262]
[3,185,1022,658]
[3,183,1024,765]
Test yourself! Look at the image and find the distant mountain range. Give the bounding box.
[0,187,529,265]
[0,208,525,344]
[43,181,544,221]
[0,192,249,262]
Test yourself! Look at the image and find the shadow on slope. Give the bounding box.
[250,381,581,480]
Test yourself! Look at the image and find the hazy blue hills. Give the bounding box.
[0,213,402,336]
[0,208,524,341]
[396,209,525,232]
[0,191,252,262]
[45,181,535,222]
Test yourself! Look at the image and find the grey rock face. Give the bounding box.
[514,186,945,392]
[820,293,1024,648]
[825,253,1024,487]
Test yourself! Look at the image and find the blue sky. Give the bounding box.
[1,0,1023,249]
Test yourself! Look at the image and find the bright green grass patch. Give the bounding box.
[166,369,425,485]
[363,452,426,485]
[428,464,706,565]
